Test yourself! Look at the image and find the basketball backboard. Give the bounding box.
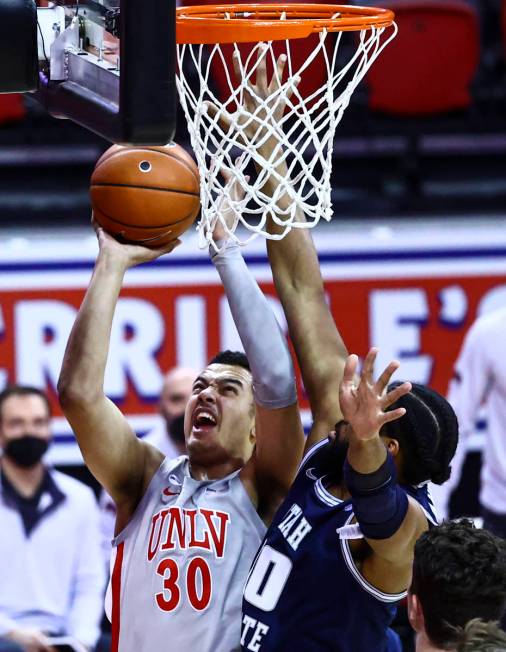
[0,0,176,145]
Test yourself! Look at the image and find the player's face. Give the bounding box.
[0,394,51,448]
[184,364,255,466]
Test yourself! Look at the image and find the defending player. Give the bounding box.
[234,52,459,651]
[57,209,305,649]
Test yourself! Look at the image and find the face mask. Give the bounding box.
[169,413,186,446]
[3,435,49,468]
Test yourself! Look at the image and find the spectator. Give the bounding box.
[0,385,106,652]
[432,307,506,537]
[98,366,196,560]
[408,519,506,651]
[144,366,197,458]
[457,619,506,652]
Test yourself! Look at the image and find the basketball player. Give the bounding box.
[57,213,305,651]
[226,50,459,651]
[408,519,506,651]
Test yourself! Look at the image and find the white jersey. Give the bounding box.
[433,307,506,516]
[107,456,266,652]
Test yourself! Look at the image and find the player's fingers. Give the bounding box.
[142,239,182,259]
[361,348,377,384]
[203,101,233,132]
[268,53,287,94]
[230,174,250,202]
[376,359,400,394]
[160,239,182,255]
[255,43,269,91]
[285,75,301,102]
[380,406,406,425]
[232,49,242,84]
[342,354,358,385]
[382,381,411,409]
[91,214,102,234]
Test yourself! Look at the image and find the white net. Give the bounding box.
[176,15,397,248]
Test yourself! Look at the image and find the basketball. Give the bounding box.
[90,143,200,247]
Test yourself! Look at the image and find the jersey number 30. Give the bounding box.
[244,545,293,612]
[156,557,211,611]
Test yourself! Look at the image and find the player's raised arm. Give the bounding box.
[210,174,304,521]
[57,223,180,511]
[242,50,348,450]
[340,349,429,593]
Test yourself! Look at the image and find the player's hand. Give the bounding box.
[92,216,181,270]
[204,46,299,149]
[339,348,411,442]
[6,627,56,652]
[212,166,249,242]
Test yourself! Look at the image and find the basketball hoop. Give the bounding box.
[176,4,397,248]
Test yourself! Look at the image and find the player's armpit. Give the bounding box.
[59,391,163,507]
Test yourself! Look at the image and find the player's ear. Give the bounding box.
[249,423,256,444]
[384,437,400,457]
[407,593,424,634]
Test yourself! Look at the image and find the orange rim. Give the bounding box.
[176,4,395,44]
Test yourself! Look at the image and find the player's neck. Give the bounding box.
[326,481,350,501]
[167,434,186,456]
[189,458,242,482]
[416,630,451,652]
[0,455,46,498]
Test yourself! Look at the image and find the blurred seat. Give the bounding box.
[366,0,480,115]
[0,94,26,123]
[180,0,333,106]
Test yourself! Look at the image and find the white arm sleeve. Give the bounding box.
[211,240,297,409]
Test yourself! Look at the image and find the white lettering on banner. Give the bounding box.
[175,296,207,369]
[438,285,468,326]
[15,300,76,388]
[0,305,6,389]
[370,289,432,384]
[106,298,164,399]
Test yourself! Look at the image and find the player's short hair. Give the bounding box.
[457,619,506,652]
[411,520,506,650]
[381,382,458,485]
[0,385,52,422]
[208,350,250,372]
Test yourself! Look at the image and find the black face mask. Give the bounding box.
[3,435,49,468]
[169,413,186,446]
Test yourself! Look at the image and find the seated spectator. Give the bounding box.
[457,619,506,652]
[408,519,506,651]
[0,385,106,652]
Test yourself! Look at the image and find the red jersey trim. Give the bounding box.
[111,541,125,652]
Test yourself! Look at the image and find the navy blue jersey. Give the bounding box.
[241,438,438,652]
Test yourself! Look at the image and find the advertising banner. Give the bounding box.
[1,222,505,465]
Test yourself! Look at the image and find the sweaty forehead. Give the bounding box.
[202,364,253,385]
